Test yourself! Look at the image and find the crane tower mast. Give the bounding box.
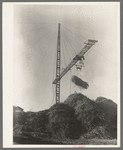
[55,23,61,103]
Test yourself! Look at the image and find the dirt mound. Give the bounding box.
[13,109,51,139]
[13,94,117,142]
[82,126,113,140]
[13,112,27,127]
[13,124,23,137]
[48,103,82,139]
[13,104,82,139]
[64,93,105,132]
[22,110,49,133]
[64,93,92,107]
[96,97,117,138]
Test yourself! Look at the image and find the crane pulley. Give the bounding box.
[53,39,98,84]
[76,58,85,70]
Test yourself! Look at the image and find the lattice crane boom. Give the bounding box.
[53,39,98,84]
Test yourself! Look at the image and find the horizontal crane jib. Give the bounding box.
[53,39,98,84]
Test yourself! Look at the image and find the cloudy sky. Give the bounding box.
[13,2,120,111]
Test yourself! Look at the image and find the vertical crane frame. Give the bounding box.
[56,23,61,103]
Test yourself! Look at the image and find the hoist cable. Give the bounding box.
[80,70,95,98]
[84,67,101,96]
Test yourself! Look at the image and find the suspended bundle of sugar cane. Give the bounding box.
[71,75,89,89]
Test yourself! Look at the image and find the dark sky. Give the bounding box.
[13,3,120,111]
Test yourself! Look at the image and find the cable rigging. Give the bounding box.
[62,31,83,54]
[62,32,74,61]
[61,26,81,61]
[62,29,77,57]
[61,35,70,69]
[62,25,85,43]
[24,28,56,95]
[61,31,72,62]
[15,22,101,106]
[63,22,106,36]
[14,26,55,61]
[60,38,67,70]
[34,29,56,78]
[14,24,56,35]
[61,26,87,55]
[62,25,86,45]
[14,22,57,24]
[84,67,100,96]
[93,49,116,66]
[61,27,79,55]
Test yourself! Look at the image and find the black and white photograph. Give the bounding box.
[3,2,120,148]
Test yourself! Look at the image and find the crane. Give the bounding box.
[53,39,98,85]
